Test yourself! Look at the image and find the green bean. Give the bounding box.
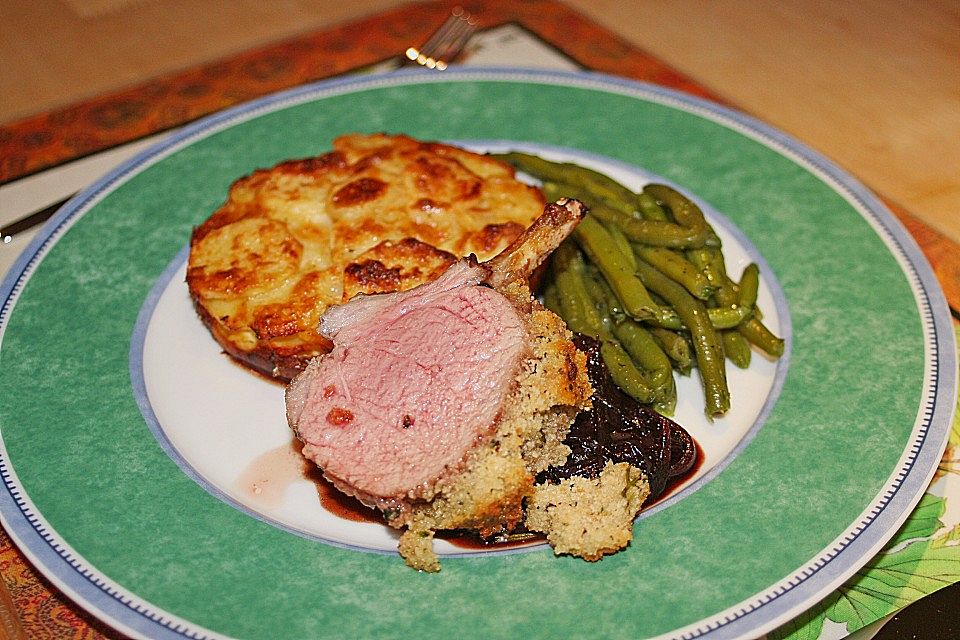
[652,385,677,416]
[635,246,713,300]
[573,215,660,320]
[493,152,641,216]
[521,152,784,416]
[705,305,752,328]
[739,317,785,357]
[550,242,598,337]
[688,246,739,306]
[537,172,716,249]
[600,341,659,404]
[579,268,665,405]
[587,272,667,374]
[722,330,752,368]
[636,191,670,221]
[728,263,784,357]
[643,183,719,249]
[507,154,711,248]
[605,222,637,270]
[543,180,636,218]
[540,181,566,204]
[554,247,658,403]
[613,320,671,383]
[684,254,783,358]
[581,271,678,410]
[634,257,730,418]
[542,282,562,317]
[539,170,666,228]
[613,320,677,415]
[582,266,620,336]
[541,179,647,244]
[738,263,760,310]
[587,267,627,319]
[590,205,713,249]
[649,303,753,331]
[650,327,694,374]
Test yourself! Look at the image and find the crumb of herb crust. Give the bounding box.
[527,461,650,561]
[398,528,441,573]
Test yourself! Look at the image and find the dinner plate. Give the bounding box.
[0,69,955,640]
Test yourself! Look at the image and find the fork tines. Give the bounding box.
[404,6,478,70]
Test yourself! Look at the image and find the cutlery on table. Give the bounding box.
[403,6,478,70]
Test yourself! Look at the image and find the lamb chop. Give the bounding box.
[285,199,593,570]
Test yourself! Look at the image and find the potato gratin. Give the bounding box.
[187,133,545,379]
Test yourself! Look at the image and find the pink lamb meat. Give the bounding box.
[285,259,527,502]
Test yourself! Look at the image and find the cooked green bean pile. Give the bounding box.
[493,152,784,419]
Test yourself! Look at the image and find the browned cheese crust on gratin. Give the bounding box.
[186,133,545,380]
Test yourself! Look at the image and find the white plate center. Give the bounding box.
[133,145,788,558]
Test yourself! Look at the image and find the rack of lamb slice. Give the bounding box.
[285,199,595,571]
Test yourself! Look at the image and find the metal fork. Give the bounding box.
[403,6,478,70]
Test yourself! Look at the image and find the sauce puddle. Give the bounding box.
[236,434,703,551]
[236,437,381,521]
[235,438,306,509]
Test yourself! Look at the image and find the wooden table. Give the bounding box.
[0,1,957,638]
[1,0,957,245]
